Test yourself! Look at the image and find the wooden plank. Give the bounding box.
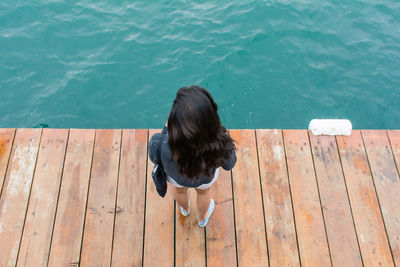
[387,130,400,176]
[0,129,15,198]
[282,130,331,266]
[206,169,237,267]
[143,129,174,267]
[80,129,122,266]
[362,130,400,265]
[309,133,362,266]
[111,129,148,266]
[0,128,42,266]
[337,131,394,267]
[256,129,300,267]
[48,129,95,267]
[17,129,69,266]
[176,189,206,266]
[230,129,268,266]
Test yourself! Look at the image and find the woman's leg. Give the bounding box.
[195,187,211,222]
[172,186,189,212]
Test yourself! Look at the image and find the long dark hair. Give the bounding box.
[167,85,235,179]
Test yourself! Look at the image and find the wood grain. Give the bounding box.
[80,129,121,266]
[230,129,268,266]
[309,133,362,266]
[0,128,42,267]
[17,129,69,266]
[206,168,237,267]
[0,129,15,198]
[362,130,400,265]
[176,188,206,267]
[283,130,331,266]
[48,129,95,267]
[111,129,148,266]
[0,127,398,266]
[256,129,300,267]
[337,131,394,266]
[387,130,400,178]
[143,129,174,267]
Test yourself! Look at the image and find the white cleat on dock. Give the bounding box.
[309,119,352,136]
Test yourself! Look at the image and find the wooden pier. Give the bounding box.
[0,128,399,266]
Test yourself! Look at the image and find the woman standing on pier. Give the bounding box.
[149,85,237,227]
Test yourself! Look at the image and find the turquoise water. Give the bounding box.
[1,0,399,129]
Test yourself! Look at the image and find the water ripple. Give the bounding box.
[0,0,399,129]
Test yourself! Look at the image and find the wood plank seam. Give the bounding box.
[174,201,176,267]
[175,188,206,266]
[15,128,44,265]
[229,131,239,267]
[5,128,398,265]
[360,130,396,264]
[141,130,149,267]
[280,130,302,266]
[204,227,208,266]
[143,129,174,267]
[334,135,364,265]
[78,129,97,265]
[205,166,237,266]
[385,130,400,264]
[337,132,395,266]
[111,130,149,266]
[386,130,400,179]
[254,129,270,266]
[0,129,43,266]
[229,169,239,267]
[0,128,16,200]
[231,129,269,265]
[283,130,332,265]
[45,129,71,266]
[47,129,96,266]
[82,129,122,265]
[109,129,124,265]
[306,131,334,266]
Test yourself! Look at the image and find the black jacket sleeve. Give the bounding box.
[149,126,168,165]
[221,149,237,171]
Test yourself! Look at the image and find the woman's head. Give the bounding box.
[167,85,235,178]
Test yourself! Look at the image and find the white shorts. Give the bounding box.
[167,168,220,190]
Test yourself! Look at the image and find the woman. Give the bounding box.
[149,85,237,227]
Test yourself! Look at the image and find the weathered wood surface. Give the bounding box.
[111,129,148,266]
[362,130,400,265]
[0,128,399,266]
[309,133,362,266]
[256,129,300,267]
[387,130,400,172]
[230,129,269,266]
[337,131,394,267]
[176,189,206,267]
[80,129,121,266]
[17,129,68,267]
[143,129,174,267]
[283,130,331,266]
[48,129,95,267]
[0,128,41,267]
[206,168,237,267]
[0,129,15,198]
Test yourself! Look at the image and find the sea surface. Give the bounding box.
[1,0,399,129]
